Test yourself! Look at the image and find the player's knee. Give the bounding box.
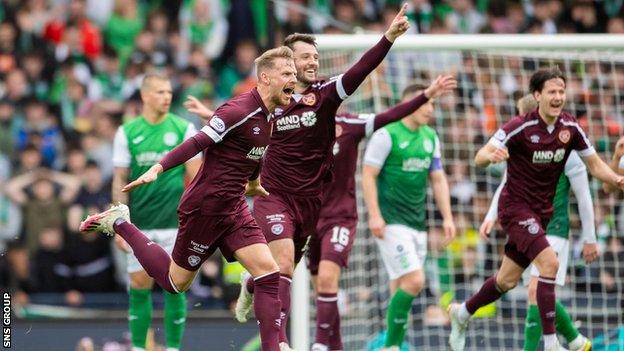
[400,272,424,295]
[170,276,193,293]
[130,272,154,290]
[316,271,339,293]
[496,275,518,292]
[275,255,295,275]
[540,256,559,277]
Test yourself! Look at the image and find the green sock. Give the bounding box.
[523,304,542,351]
[164,291,187,349]
[555,300,579,342]
[129,288,152,348]
[384,288,415,347]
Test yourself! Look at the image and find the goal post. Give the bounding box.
[291,34,624,351]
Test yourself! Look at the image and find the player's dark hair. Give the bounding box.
[401,83,428,99]
[529,66,566,93]
[284,33,317,50]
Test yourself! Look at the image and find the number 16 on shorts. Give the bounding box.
[331,226,350,251]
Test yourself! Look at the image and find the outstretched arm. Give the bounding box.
[373,75,457,131]
[340,4,409,97]
[583,152,624,191]
[604,136,624,193]
[122,131,213,192]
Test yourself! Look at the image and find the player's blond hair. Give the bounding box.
[254,46,294,80]
[140,73,170,92]
[517,94,538,115]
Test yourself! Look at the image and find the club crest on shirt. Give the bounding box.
[423,139,433,153]
[333,142,340,155]
[188,255,201,267]
[163,132,178,146]
[558,129,570,144]
[210,116,225,132]
[302,93,316,106]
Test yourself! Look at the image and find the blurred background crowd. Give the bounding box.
[0,0,623,331]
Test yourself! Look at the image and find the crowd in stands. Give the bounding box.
[0,0,623,315]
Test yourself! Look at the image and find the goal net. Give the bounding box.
[301,34,624,351]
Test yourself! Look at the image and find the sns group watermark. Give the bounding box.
[2,292,9,348]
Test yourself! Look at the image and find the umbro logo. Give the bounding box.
[132,136,145,144]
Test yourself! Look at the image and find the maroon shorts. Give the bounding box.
[253,191,322,264]
[307,217,357,275]
[499,207,551,269]
[172,202,267,271]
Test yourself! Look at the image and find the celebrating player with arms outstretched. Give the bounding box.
[448,67,624,351]
[480,94,595,351]
[306,76,456,351]
[112,74,202,351]
[237,6,410,350]
[81,46,297,351]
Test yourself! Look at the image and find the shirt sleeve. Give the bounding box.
[567,153,596,244]
[319,36,393,103]
[112,127,131,168]
[373,93,429,133]
[488,116,526,149]
[567,121,595,157]
[429,134,443,173]
[334,113,374,139]
[363,128,392,169]
[200,103,254,143]
[184,123,202,161]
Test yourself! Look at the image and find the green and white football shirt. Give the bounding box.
[364,121,442,231]
[112,113,199,230]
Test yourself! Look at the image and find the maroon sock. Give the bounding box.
[246,275,255,294]
[253,272,281,351]
[315,292,339,346]
[465,275,504,314]
[536,276,557,335]
[329,311,343,351]
[113,220,179,293]
[278,274,292,344]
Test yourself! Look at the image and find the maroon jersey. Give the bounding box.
[178,88,273,215]
[492,110,594,219]
[261,36,394,197]
[261,79,345,196]
[319,113,373,219]
[319,94,430,219]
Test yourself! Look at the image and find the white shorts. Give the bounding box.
[375,224,427,280]
[126,228,177,274]
[527,235,569,286]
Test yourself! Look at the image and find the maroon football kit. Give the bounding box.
[491,110,594,267]
[308,94,430,274]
